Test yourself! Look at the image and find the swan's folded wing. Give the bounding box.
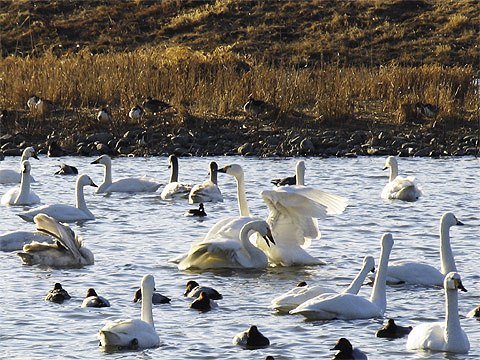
[179,238,243,269]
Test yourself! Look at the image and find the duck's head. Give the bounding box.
[86,288,98,298]
[185,280,199,295]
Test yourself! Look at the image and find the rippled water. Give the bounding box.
[0,154,479,360]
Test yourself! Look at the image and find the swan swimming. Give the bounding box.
[1,160,40,205]
[99,274,160,351]
[381,212,463,286]
[91,154,160,193]
[290,233,393,320]
[160,155,192,200]
[271,255,375,313]
[406,272,469,354]
[17,214,94,267]
[188,161,223,204]
[178,219,275,270]
[0,146,38,184]
[18,174,97,222]
[381,156,422,202]
[0,230,52,252]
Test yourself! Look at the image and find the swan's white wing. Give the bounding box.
[161,182,192,199]
[188,181,223,203]
[406,322,446,351]
[106,178,161,193]
[0,231,52,251]
[382,176,421,201]
[271,285,336,312]
[386,261,444,286]
[0,169,21,184]
[1,187,19,205]
[18,204,93,222]
[99,319,159,349]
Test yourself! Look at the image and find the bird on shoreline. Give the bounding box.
[128,105,144,121]
[142,96,171,114]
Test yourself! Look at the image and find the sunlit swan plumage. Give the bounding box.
[18,174,97,222]
[0,230,51,252]
[99,274,160,350]
[161,155,192,200]
[1,160,40,205]
[82,288,110,308]
[271,255,375,312]
[406,272,469,354]
[290,233,393,320]
[17,214,94,267]
[188,161,223,203]
[178,219,275,270]
[381,156,421,202]
[383,212,462,286]
[91,155,160,193]
[0,147,38,184]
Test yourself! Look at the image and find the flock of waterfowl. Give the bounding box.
[0,148,477,359]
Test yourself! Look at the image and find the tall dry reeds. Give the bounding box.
[0,45,477,134]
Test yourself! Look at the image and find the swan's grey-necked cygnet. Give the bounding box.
[188,161,223,204]
[46,283,71,304]
[18,174,97,222]
[82,288,110,308]
[376,319,412,338]
[233,325,270,349]
[271,255,375,313]
[91,154,160,193]
[381,156,422,202]
[133,288,171,304]
[1,160,40,205]
[184,280,223,300]
[290,233,393,320]
[184,203,207,217]
[189,291,217,311]
[406,272,469,354]
[0,146,38,184]
[17,214,94,267]
[331,338,368,359]
[99,274,160,351]
[160,154,192,200]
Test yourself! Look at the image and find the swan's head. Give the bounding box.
[86,288,98,298]
[380,233,394,250]
[444,272,467,292]
[218,164,244,178]
[21,160,32,174]
[441,212,464,228]
[23,147,39,160]
[296,160,305,172]
[91,154,111,166]
[363,255,375,273]
[331,337,353,352]
[77,174,98,188]
[141,274,155,294]
[383,156,397,170]
[168,154,178,168]
[253,221,275,247]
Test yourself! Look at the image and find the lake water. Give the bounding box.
[0,154,478,359]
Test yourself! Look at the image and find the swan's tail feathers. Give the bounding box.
[16,251,34,264]
[396,185,419,202]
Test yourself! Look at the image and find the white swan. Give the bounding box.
[271,255,375,313]
[219,162,348,266]
[0,147,38,184]
[18,174,97,222]
[381,156,422,202]
[290,233,393,320]
[406,272,470,354]
[0,230,52,252]
[160,155,192,200]
[16,214,94,267]
[381,212,462,286]
[99,274,160,351]
[91,154,160,193]
[178,219,275,270]
[188,161,223,204]
[1,160,40,205]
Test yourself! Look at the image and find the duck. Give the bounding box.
[381,212,463,286]
[376,319,412,338]
[330,338,368,359]
[271,174,296,187]
[160,155,192,200]
[54,163,78,175]
[467,305,480,318]
[381,156,422,202]
[189,291,218,311]
[406,272,469,354]
[0,230,52,252]
[184,203,207,217]
[45,283,71,304]
[178,220,275,270]
[243,95,268,116]
[0,146,38,184]
[188,161,223,204]
[18,174,97,222]
[133,288,171,304]
[99,274,160,351]
[290,233,393,320]
[91,154,160,193]
[36,97,54,114]
[184,280,223,300]
[82,288,110,308]
[128,105,144,121]
[271,255,375,313]
[142,96,171,114]
[17,214,94,267]
[27,95,40,110]
[232,325,270,349]
[1,160,40,205]
[415,102,440,118]
[97,108,112,122]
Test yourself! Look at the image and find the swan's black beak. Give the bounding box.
[456,219,464,226]
[370,266,375,273]
[262,228,275,247]
[91,157,101,164]
[382,166,388,171]
[456,278,467,292]
[90,181,98,188]
[218,165,229,173]
[32,153,39,160]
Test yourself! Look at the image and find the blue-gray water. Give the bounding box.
[0,155,478,359]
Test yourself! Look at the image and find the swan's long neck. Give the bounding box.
[15,169,31,204]
[440,222,457,275]
[444,287,462,346]
[103,162,112,186]
[239,222,262,260]
[75,181,87,210]
[370,238,392,314]
[210,166,218,185]
[296,162,305,186]
[388,162,398,182]
[170,157,179,183]
[141,285,155,328]
[235,172,251,217]
[344,260,372,295]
